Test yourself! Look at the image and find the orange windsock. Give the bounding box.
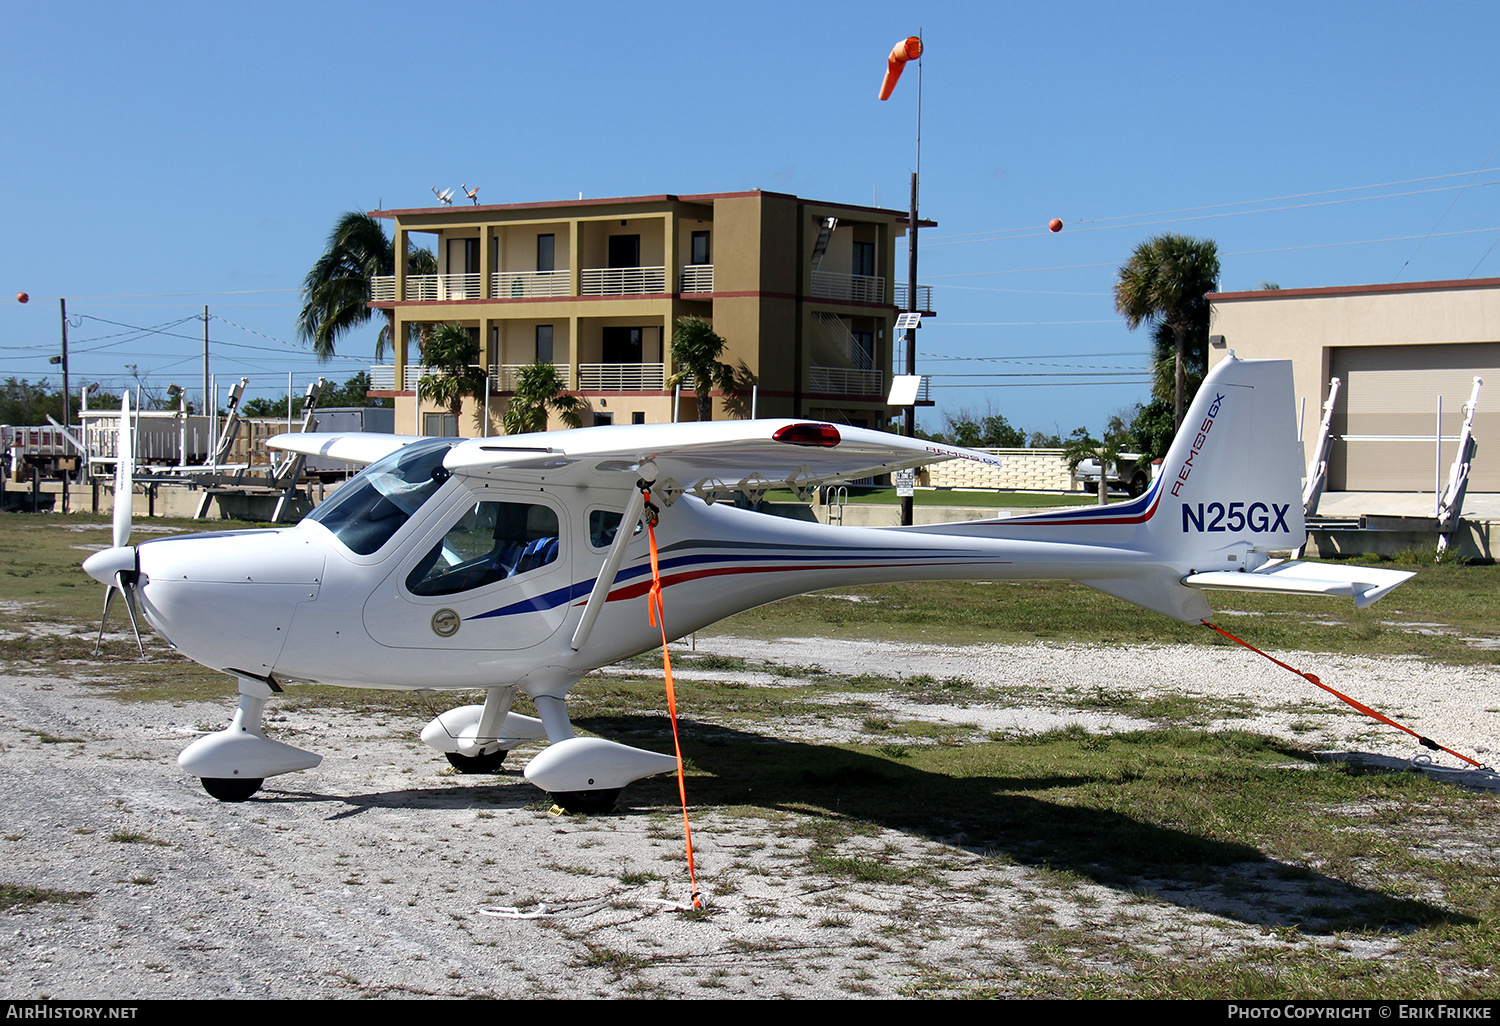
[878,36,923,100]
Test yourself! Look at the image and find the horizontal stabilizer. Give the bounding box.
[1184,560,1414,609]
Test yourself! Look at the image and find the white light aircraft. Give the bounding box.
[83,356,1413,810]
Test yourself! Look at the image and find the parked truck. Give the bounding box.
[1073,453,1152,497]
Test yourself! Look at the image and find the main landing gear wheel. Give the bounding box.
[202,777,263,802]
[549,788,621,814]
[445,749,508,774]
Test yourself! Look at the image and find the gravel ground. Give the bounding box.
[0,636,1496,1000]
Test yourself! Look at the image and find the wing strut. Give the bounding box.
[569,479,650,652]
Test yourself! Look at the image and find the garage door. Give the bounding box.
[1330,342,1498,491]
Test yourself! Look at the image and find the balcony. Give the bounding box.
[492,270,571,298]
[577,363,665,391]
[892,282,934,312]
[369,271,569,301]
[580,266,666,295]
[808,366,884,396]
[679,264,714,293]
[811,271,886,304]
[369,365,438,391]
[491,363,573,391]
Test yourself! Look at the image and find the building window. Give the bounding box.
[853,241,875,278]
[632,411,646,424]
[690,231,710,265]
[536,325,554,363]
[537,234,555,272]
[593,412,614,426]
[423,412,459,437]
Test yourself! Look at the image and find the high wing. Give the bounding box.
[267,432,427,466]
[439,419,998,500]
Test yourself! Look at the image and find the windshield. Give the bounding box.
[306,439,458,555]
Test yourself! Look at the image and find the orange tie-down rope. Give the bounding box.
[643,489,702,909]
[1202,620,1487,770]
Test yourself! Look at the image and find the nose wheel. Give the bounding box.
[201,777,264,802]
[548,788,620,814]
[444,749,509,774]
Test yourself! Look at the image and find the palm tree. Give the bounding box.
[298,211,436,360]
[417,324,486,429]
[1062,430,1121,505]
[1114,234,1219,429]
[667,316,736,422]
[503,362,586,435]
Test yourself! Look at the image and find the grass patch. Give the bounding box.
[0,883,92,912]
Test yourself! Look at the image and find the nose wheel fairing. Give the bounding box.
[178,676,321,800]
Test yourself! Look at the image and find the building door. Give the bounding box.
[602,327,643,363]
[448,238,479,273]
[608,235,640,269]
[1329,342,1500,491]
[852,241,875,278]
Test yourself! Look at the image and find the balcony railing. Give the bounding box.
[370,275,396,302]
[808,366,884,396]
[893,282,934,311]
[369,365,438,391]
[492,270,571,298]
[811,271,886,304]
[407,273,482,301]
[490,363,573,391]
[577,363,665,391]
[679,264,714,293]
[580,266,666,295]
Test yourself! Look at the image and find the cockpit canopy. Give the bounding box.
[305,438,458,555]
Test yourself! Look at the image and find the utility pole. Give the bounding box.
[59,298,70,510]
[902,171,919,527]
[203,305,210,416]
[901,37,922,527]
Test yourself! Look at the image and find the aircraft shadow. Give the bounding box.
[573,713,1473,936]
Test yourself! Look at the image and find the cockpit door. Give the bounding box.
[362,488,576,651]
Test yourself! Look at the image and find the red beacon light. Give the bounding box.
[773,423,841,448]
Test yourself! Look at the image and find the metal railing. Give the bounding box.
[490,363,573,391]
[679,264,714,293]
[492,270,571,298]
[577,363,665,391]
[811,271,886,304]
[370,275,396,302]
[406,273,482,301]
[369,365,438,391]
[893,282,934,311]
[580,266,666,295]
[813,312,874,371]
[808,366,884,396]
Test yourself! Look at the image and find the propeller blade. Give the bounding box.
[90,567,144,657]
[116,570,144,656]
[93,583,116,656]
[113,393,133,549]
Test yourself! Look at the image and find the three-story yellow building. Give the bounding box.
[367,189,933,435]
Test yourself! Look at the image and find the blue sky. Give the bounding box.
[3,0,1498,437]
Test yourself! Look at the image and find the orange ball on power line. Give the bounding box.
[16,292,28,303]
[1048,219,1063,233]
